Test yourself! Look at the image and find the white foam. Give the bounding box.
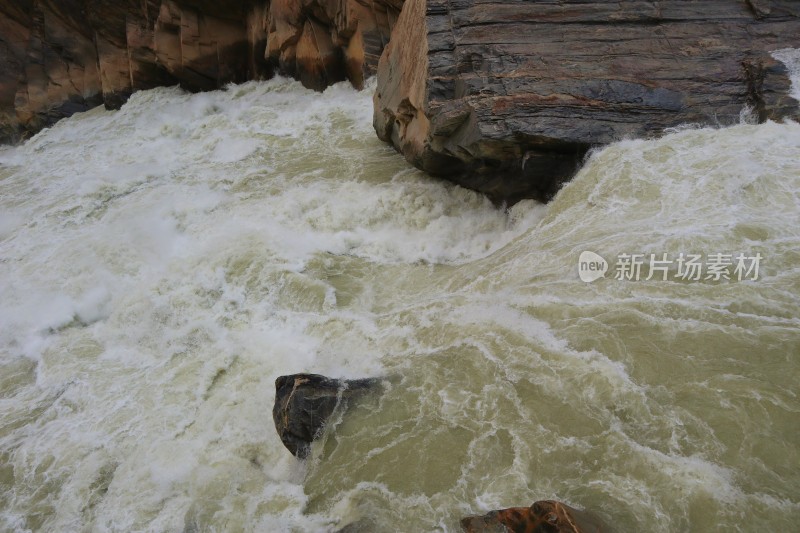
[2,71,799,532]
[773,48,800,100]
[0,76,551,531]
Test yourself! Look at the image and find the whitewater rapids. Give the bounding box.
[0,60,799,531]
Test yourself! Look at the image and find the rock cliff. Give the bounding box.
[374,0,800,204]
[0,0,402,142]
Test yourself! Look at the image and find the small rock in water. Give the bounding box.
[460,500,611,533]
[272,373,379,458]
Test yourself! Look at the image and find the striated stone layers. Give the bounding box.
[0,0,402,142]
[374,0,800,204]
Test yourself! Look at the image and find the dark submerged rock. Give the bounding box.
[273,373,379,459]
[461,500,611,533]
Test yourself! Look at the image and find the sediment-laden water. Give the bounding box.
[0,55,798,532]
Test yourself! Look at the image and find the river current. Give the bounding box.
[0,53,799,532]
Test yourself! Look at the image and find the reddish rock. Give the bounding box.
[374,0,800,204]
[461,500,611,533]
[265,0,402,91]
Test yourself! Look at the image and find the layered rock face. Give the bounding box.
[0,0,402,142]
[374,0,800,204]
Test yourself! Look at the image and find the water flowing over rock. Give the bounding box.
[374,0,800,204]
[0,0,403,142]
[461,500,611,533]
[273,373,379,458]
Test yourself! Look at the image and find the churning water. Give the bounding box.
[0,57,798,531]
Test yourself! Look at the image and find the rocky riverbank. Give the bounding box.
[3,1,800,203]
[373,0,800,204]
[0,0,800,204]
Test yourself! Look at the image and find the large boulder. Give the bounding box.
[461,500,611,533]
[374,0,800,204]
[272,373,379,458]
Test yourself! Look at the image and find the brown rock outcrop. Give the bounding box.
[374,0,800,204]
[0,0,403,142]
[461,500,611,533]
[273,373,380,459]
[266,0,403,91]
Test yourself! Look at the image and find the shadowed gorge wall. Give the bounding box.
[0,0,403,142]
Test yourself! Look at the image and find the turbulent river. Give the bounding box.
[1,55,799,532]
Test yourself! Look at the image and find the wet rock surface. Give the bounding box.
[461,500,611,533]
[272,373,379,458]
[374,0,800,204]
